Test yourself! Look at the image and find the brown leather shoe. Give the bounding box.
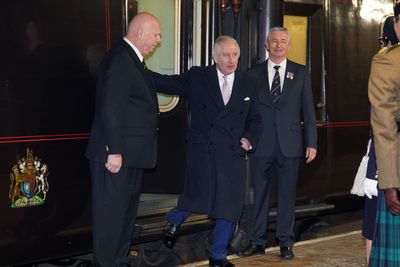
[209,257,235,267]
[163,222,179,249]
[237,243,265,257]
[280,246,295,260]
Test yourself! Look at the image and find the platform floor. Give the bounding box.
[179,230,366,267]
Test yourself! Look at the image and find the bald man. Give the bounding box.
[86,12,161,267]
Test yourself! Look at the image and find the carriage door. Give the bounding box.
[283,3,331,203]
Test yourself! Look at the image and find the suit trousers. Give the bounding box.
[90,161,143,267]
[167,208,235,259]
[249,142,300,247]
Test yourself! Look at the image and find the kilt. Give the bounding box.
[369,191,400,266]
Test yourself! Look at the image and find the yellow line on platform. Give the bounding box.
[178,230,363,267]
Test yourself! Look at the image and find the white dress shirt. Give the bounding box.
[123,37,144,63]
[267,58,287,91]
[216,68,235,101]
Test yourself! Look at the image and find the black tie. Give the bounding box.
[271,65,281,103]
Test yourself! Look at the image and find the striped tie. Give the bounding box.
[271,65,281,103]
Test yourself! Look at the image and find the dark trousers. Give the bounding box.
[249,143,300,247]
[90,161,143,267]
[167,208,235,259]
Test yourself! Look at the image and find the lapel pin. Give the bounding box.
[286,72,294,80]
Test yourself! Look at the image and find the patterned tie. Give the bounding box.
[271,65,281,103]
[221,75,230,105]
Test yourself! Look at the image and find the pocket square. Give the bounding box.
[244,97,250,101]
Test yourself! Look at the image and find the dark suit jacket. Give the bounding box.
[86,40,159,168]
[151,65,262,221]
[248,59,317,158]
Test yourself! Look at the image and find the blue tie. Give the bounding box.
[271,65,281,103]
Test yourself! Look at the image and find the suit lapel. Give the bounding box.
[206,65,225,110]
[206,66,243,112]
[259,61,274,106]
[122,41,159,109]
[226,70,243,109]
[279,60,296,106]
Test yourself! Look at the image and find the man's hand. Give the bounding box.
[384,188,400,215]
[305,147,317,163]
[240,138,251,151]
[105,154,122,173]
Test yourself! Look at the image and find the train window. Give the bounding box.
[283,3,325,123]
[123,0,181,113]
[284,15,307,66]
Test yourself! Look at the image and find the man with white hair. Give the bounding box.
[151,35,262,267]
[239,27,317,260]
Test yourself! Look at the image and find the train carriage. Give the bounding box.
[0,0,394,265]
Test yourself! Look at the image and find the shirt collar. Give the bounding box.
[123,37,144,62]
[268,58,287,71]
[216,67,235,81]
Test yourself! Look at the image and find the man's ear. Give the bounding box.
[137,27,143,38]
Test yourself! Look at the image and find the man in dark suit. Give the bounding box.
[85,12,161,267]
[239,27,317,260]
[151,36,262,267]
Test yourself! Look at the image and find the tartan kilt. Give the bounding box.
[369,191,400,266]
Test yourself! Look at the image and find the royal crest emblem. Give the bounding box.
[9,149,49,208]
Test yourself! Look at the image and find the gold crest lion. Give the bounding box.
[9,149,49,208]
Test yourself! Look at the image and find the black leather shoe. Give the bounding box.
[237,243,265,257]
[280,246,295,260]
[163,222,179,249]
[209,257,235,267]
